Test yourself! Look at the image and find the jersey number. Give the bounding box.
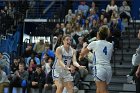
[103,46,107,55]
[64,60,67,65]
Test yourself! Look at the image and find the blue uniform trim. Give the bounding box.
[52,58,59,78]
[52,69,59,78]
[93,52,104,82]
[93,52,97,77]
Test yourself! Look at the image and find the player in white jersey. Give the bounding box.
[52,35,85,93]
[79,26,113,93]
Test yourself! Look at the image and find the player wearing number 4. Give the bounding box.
[52,35,85,93]
[79,26,113,93]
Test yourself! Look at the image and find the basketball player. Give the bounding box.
[135,29,140,93]
[52,35,85,93]
[79,26,113,93]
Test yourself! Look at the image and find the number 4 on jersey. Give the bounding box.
[103,46,107,55]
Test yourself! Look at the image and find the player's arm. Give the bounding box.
[55,47,70,70]
[136,64,140,78]
[72,49,80,68]
[73,49,86,69]
[79,43,89,61]
[79,48,90,61]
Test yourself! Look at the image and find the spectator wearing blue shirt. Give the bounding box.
[41,43,55,61]
[78,1,89,17]
[26,52,40,66]
[0,52,10,75]
[87,9,99,27]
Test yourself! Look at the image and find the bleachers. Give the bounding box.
[26,1,67,19]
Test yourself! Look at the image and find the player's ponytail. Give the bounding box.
[98,26,110,40]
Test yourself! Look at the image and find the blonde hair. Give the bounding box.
[98,26,110,40]
[62,34,71,41]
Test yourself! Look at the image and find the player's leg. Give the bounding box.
[64,81,74,93]
[52,68,64,93]
[63,71,74,93]
[94,66,111,93]
[95,81,109,93]
[54,79,64,93]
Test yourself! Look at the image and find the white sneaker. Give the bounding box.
[126,75,133,83]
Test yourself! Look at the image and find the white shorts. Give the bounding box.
[52,68,73,82]
[93,65,112,84]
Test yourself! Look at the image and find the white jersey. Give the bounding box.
[52,45,74,81]
[87,40,113,66]
[53,45,74,69]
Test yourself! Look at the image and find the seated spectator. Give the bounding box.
[100,9,110,23]
[26,52,40,66]
[110,18,122,48]
[110,17,122,33]
[83,19,90,31]
[73,22,83,44]
[22,43,36,58]
[33,38,45,59]
[41,53,49,66]
[63,64,88,93]
[90,2,98,14]
[111,11,118,21]
[53,23,63,37]
[76,36,84,52]
[76,43,89,80]
[4,2,15,18]
[70,14,77,27]
[70,64,81,92]
[41,42,55,61]
[43,57,56,93]
[90,19,98,34]
[75,14,84,26]
[60,23,66,35]
[28,59,37,81]
[65,23,73,35]
[106,0,118,21]
[0,52,10,75]
[0,65,9,93]
[77,1,89,17]
[42,57,54,77]
[87,9,99,27]
[11,57,19,73]
[9,62,29,93]
[119,0,131,23]
[99,14,105,26]
[78,57,89,78]
[29,65,46,93]
[88,19,98,41]
[65,9,74,23]
[103,18,109,26]
[51,36,58,52]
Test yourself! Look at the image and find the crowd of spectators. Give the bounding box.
[0,1,28,39]
[0,0,132,93]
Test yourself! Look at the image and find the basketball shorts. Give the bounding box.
[93,65,112,84]
[52,68,73,82]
